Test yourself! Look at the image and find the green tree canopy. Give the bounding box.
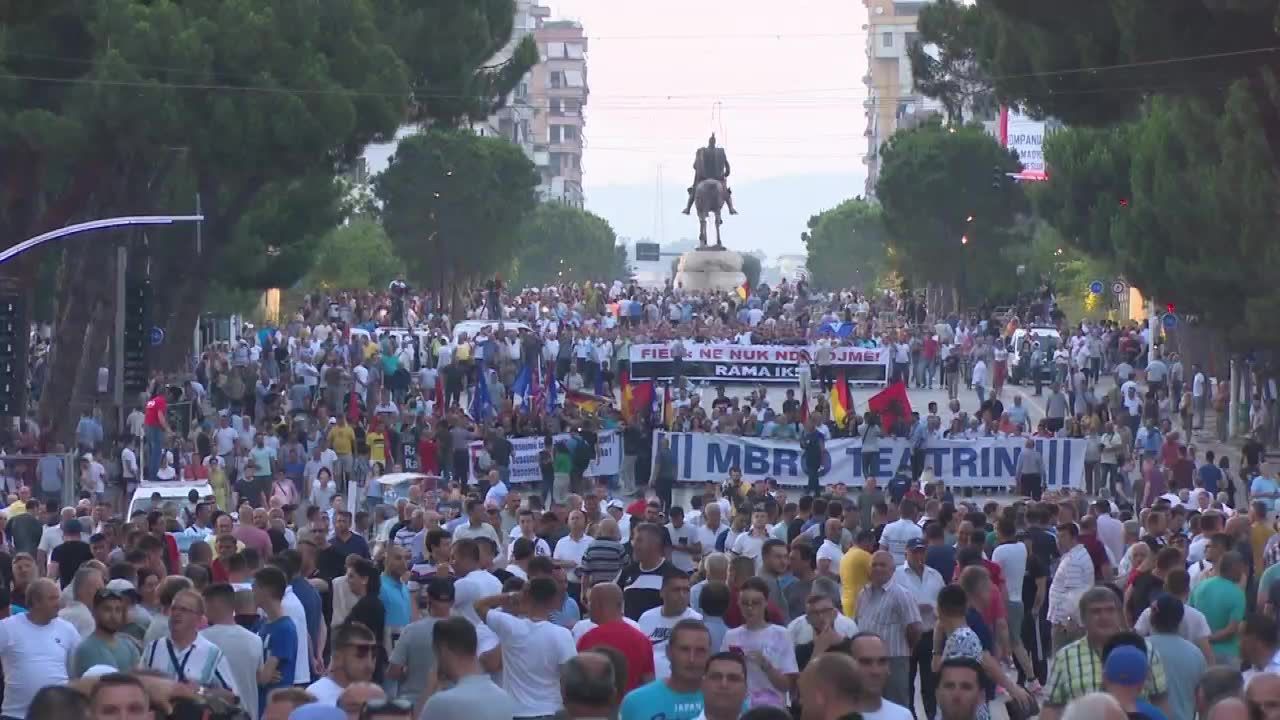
[875,120,1026,302]
[510,204,625,287]
[305,218,404,291]
[375,129,539,304]
[801,197,892,290]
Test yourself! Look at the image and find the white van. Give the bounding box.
[126,480,215,519]
[1007,326,1063,385]
[450,320,531,344]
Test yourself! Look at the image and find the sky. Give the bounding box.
[546,0,870,255]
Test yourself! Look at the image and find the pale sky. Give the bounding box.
[548,0,870,189]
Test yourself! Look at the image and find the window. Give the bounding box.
[550,99,562,115]
[905,32,919,48]
[881,32,894,48]
[549,71,563,89]
[563,99,578,115]
[515,82,528,100]
[564,70,584,87]
[550,126,562,143]
[566,43,584,59]
[546,41,566,58]
[562,125,579,142]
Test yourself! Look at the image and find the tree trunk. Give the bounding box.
[38,244,115,442]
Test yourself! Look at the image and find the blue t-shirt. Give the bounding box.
[289,578,322,645]
[258,616,298,714]
[380,575,412,628]
[1197,464,1223,494]
[1134,699,1169,720]
[1251,475,1280,512]
[620,680,703,720]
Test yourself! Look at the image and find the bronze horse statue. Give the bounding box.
[695,177,726,248]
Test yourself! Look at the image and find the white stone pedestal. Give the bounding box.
[674,248,746,293]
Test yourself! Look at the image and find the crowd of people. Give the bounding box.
[0,277,1278,720]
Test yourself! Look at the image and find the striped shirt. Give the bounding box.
[143,635,241,698]
[854,581,922,657]
[580,539,629,587]
[1044,637,1167,708]
[1047,544,1095,626]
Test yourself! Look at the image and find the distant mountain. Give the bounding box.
[584,172,865,257]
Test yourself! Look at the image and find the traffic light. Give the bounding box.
[0,293,28,417]
[1166,302,1176,314]
[992,166,1004,189]
[122,278,151,395]
[1119,198,1130,208]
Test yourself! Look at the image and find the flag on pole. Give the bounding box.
[829,369,851,425]
[628,380,654,422]
[736,280,749,301]
[663,384,675,429]
[565,389,612,414]
[512,363,532,409]
[868,381,913,433]
[619,368,633,417]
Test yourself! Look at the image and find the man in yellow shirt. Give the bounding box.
[327,415,357,490]
[840,530,877,617]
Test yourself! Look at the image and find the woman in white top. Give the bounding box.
[312,467,337,509]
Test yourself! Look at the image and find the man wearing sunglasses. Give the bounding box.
[306,621,378,705]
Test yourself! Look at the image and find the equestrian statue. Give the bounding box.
[682,134,737,247]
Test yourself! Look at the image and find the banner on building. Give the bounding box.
[1001,107,1048,182]
[629,344,890,385]
[468,430,621,486]
[656,432,1086,490]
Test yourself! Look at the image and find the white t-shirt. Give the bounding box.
[817,539,843,574]
[666,523,699,573]
[721,623,798,708]
[697,524,725,554]
[214,427,239,456]
[731,532,769,573]
[879,519,923,565]
[0,614,80,718]
[200,624,263,720]
[1134,604,1212,644]
[282,589,313,685]
[485,610,577,716]
[860,700,914,720]
[991,542,1028,602]
[638,607,702,679]
[571,616,644,642]
[306,676,344,705]
[553,533,594,584]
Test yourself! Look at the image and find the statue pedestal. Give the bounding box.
[674,248,746,293]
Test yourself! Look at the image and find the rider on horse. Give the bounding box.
[682,134,738,215]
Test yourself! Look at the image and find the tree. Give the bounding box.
[909,0,997,125]
[375,0,539,126]
[875,120,1026,304]
[929,1,1280,167]
[510,204,624,287]
[305,219,404,290]
[801,197,892,290]
[375,129,538,309]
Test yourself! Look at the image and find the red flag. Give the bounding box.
[868,381,912,433]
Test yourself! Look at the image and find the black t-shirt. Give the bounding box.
[1245,440,1265,468]
[1127,572,1164,625]
[6,515,42,556]
[490,438,513,467]
[783,399,799,415]
[316,545,348,583]
[617,559,685,620]
[51,540,93,588]
[1020,549,1048,611]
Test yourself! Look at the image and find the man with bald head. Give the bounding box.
[337,681,385,720]
[562,652,619,719]
[797,652,863,720]
[1062,692,1128,720]
[1247,673,1280,720]
[1206,697,1250,720]
[853,551,922,709]
[577,583,653,691]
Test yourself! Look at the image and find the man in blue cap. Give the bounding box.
[1102,643,1169,720]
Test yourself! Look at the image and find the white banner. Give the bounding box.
[468,430,621,485]
[628,343,891,384]
[657,432,1086,490]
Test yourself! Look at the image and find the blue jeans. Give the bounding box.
[145,425,164,481]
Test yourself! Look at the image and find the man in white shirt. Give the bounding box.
[816,518,845,577]
[553,511,594,595]
[637,574,702,679]
[971,358,988,407]
[880,501,924,566]
[0,579,80,719]
[120,439,139,491]
[475,577,577,717]
[1093,500,1126,567]
[1047,522,1096,648]
[894,539,945,720]
[1192,364,1208,429]
[730,507,773,573]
